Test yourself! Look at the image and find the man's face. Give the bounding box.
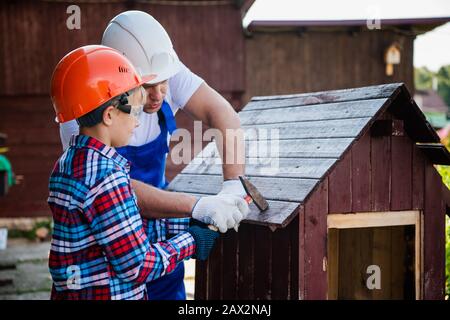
[142,80,168,113]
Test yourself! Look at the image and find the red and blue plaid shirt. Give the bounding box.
[47,135,196,300]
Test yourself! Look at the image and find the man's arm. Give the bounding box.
[131,179,197,219]
[183,82,245,180]
[131,178,248,233]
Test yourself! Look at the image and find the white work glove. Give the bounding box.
[191,194,249,233]
[218,179,248,198]
[218,179,250,231]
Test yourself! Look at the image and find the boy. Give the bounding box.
[48,45,218,300]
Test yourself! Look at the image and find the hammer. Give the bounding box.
[208,176,269,231]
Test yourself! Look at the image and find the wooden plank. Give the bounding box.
[184,192,300,228]
[253,225,272,300]
[328,151,352,213]
[298,206,305,300]
[372,227,392,299]
[303,178,328,299]
[221,230,239,300]
[416,211,423,299]
[237,224,254,299]
[338,228,374,300]
[242,117,372,139]
[183,156,338,179]
[194,260,208,300]
[412,145,425,210]
[169,174,318,203]
[327,228,339,300]
[336,227,356,299]
[245,139,353,158]
[390,226,406,299]
[207,235,223,299]
[289,216,299,300]
[416,143,450,165]
[423,164,445,300]
[403,225,416,300]
[184,138,351,162]
[271,227,290,299]
[391,136,412,211]
[327,211,418,229]
[240,99,389,125]
[371,117,391,211]
[357,228,374,300]
[247,83,401,106]
[351,132,371,212]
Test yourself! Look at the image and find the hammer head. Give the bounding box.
[238,176,269,211]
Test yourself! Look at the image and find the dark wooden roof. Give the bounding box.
[168,83,450,229]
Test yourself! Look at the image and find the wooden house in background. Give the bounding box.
[414,89,449,129]
[168,83,450,300]
[243,15,449,103]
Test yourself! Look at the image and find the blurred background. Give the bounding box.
[0,0,449,299]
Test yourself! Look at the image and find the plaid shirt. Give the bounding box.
[144,216,190,243]
[47,135,196,300]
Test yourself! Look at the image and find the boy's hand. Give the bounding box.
[191,194,249,233]
[187,225,220,260]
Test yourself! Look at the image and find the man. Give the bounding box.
[59,11,248,300]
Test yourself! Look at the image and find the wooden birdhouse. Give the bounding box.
[168,83,450,300]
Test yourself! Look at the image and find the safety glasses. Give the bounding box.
[114,86,146,118]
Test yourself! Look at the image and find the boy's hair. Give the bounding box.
[77,93,129,128]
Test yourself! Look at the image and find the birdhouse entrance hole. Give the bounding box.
[327,211,422,300]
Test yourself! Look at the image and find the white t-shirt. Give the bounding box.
[59,62,204,150]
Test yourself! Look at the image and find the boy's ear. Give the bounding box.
[102,105,116,126]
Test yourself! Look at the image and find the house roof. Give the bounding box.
[244,0,450,33]
[247,18,449,32]
[414,89,449,113]
[167,83,450,229]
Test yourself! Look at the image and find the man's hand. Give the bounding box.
[218,179,247,198]
[191,194,249,233]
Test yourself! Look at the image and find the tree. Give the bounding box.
[438,65,450,107]
[415,67,435,90]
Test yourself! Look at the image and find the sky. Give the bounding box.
[243,0,450,72]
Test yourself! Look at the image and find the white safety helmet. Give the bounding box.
[102,10,182,85]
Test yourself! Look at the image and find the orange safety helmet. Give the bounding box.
[50,45,155,123]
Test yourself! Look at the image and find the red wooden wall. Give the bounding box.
[302,109,446,300]
[0,0,246,217]
[195,107,446,300]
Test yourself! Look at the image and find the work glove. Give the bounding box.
[218,179,250,231]
[218,179,248,198]
[191,194,249,233]
[187,225,219,261]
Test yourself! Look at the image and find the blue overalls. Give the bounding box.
[116,101,186,300]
